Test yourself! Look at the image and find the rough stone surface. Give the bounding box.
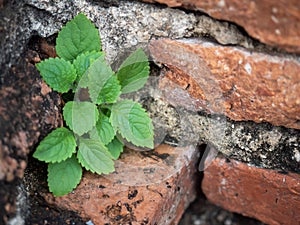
[202,157,300,225]
[39,145,199,225]
[142,0,300,54]
[140,96,300,173]
[12,0,196,65]
[0,48,62,224]
[149,38,300,130]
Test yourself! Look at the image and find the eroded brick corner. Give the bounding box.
[44,145,200,225]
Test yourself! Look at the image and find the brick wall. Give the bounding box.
[143,1,300,224]
[1,0,299,224]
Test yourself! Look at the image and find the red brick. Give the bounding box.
[202,157,300,225]
[149,38,300,129]
[142,0,300,53]
[44,145,199,225]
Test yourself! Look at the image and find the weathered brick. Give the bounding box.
[143,0,300,53]
[149,38,300,129]
[44,145,199,225]
[202,157,300,225]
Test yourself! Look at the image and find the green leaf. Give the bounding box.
[56,13,101,61]
[78,57,121,104]
[48,155,82,196]
[110,100,154,149]
[90,113,115,145]
[33,127,76,163]
[63,101,99,136]
[116,48,150,94]
[73,51,104,84]
[106,136,124,160]
[77,139,114,174]
[36,57,77,93]
[96,75,121,104]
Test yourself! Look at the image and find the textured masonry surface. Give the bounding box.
[42,145,199,225]
[0,49,62,224]
[1,0,299,224]
[149,38,300,130]
[142,0,300,53]
[202,157,300,225]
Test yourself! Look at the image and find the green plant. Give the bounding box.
[33,13,154,196]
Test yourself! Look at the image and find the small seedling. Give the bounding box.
[33,13,154,196]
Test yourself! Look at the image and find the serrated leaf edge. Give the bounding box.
[77,139,115,175]
[63,101,99,136]
[47,157,82,196]
[33,127,77,164]
[56,13,101,61]
[110,100,154,149]
[36,57,77,93]
[95,113,116,145]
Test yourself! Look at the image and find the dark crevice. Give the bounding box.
[179,195,266,225]
[24,156,86,225]
[24,2,53,15]
[27,34,57,60]
[86,0,120,8]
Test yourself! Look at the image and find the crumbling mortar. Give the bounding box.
[137,92,300,173]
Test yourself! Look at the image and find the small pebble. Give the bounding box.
[86,220,94,225]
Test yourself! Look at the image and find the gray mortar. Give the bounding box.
[144,97,300,173]
[193,15,254,48]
